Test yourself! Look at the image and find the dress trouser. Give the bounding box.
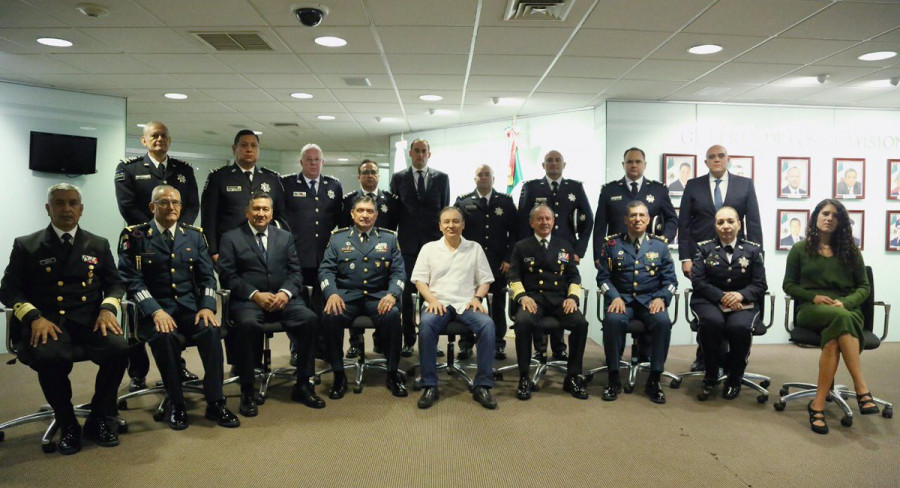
[323,297,402,373]
[602,302,672,373]
[418,306,495,388]
[459,257,508,349]
[145,305,224,406]
[24,319,129,426]
[513,298,587,377]
[694,303,756,382]
[128,342,188,378]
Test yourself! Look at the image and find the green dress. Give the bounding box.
[782,241,870,350]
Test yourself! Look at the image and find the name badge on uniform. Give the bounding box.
[135,175,152,180]
[294,191,306,197]
[226,186,242,192]
[375,243,388,253]
[465,204,477,210]
[39,257,57,265]
[82,255,98,264]
[611,195,623,201]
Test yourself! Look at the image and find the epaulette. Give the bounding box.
[605,233,623,241]
[344,190,358,198]
[209,164,229,174]
[697,239,715,246]
[649,234,668,244]
[377,227,396,235]
[645,179,663,186]
[331,227,350,235]
[740,239,761,248]
[459,191,475,200]
[566,178,584,185]
[169,157,191,168]
[181,223,203,233]
[259,166,281,176]
[125,222,151,232]
[120,156,141,165]
[321,174,337,181]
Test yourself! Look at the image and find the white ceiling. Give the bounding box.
[1,0,899,159]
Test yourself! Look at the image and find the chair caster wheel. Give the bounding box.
[697,393,708,402]
[623,384,634,394]
[757,395,768,404]
[152,410,165,422]
[779,388,789,397]
[584,373,594,383]
[669,379,681,389]
[353,385,363,394]
[42,441,57,454]
[841,416,853,427]
[412,379,422,391]
[882,407,892,419]
[0,431,5,442]
[531,382,541,392]
[773,401,786,411]
[493,372,503,381]
[118,423,129,434]
[312,376,322,385]
[256,394,266,405]
[760,380,770,388]
[118,400,128,410]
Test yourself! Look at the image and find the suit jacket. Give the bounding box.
[677,173,762,259]
[454,190,519,266]
[0,226,123,328]
[780,185,807,197]
[200,163,285,256]
[216,224,303,309]
[690,238,767,308]
[389,166,450,254]
[115,154,200,225]
[597,233,677,308]
[281,174,343,269]
[340,189,399,230]
[668,180,685,192]
[593,177,678,260]
[507,236,583,308]
[118,222,217,319]
[780,234,803,247]
[836,181,862,196]
[517,178,593,259]
[318,227,406,302]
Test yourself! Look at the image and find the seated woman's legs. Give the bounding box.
[836,333,876,411]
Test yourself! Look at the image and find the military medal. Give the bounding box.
[327,190,335,199]
[568,193,576,202]
[495,207,503,216]
[261,182,271,192]
[350,263,356,270]
[380,204,388,213]
[646,195,655,203]
[177,174,187,183]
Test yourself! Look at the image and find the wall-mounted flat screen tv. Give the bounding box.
[29,131,98,174]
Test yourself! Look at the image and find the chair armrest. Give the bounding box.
[4,308,17,357]
[683,288,693,323]
[761,292,776,330]
[783,295,795,334]
[874,301,891,343]
[120,299,139,342]
[669,293,680,326]
[580,288,589,315]
[217,290,232,327]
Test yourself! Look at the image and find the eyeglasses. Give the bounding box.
[154,199,182,208]
[707,153,727,159]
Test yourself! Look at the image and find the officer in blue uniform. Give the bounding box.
[119,185,240,430]
[319,196,407,399]
[690,206,767,400]
[597,201,677,404]
[114,121,199,391]
[517,150,593,359]
[454,164,519,360]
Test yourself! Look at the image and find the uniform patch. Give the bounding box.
[294,191,306,197]
[341,245,353,253]
[568,193,576,202]
[646,195,655,203]
[495,207,503,216]
[226,186,242,192]
[380,204,388,213]
[558,252,570,263]
[177,174,187,183]
[39,257,57,265]
[327,190,335,199]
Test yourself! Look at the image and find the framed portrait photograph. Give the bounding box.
[847,210,864,250]
[777,157,810,199]
[728,155,754,180]
[887,211,900,252]
[833,158,865,200]
[888,159,900,201]
[777,209,809,251]
[663,154,696,197]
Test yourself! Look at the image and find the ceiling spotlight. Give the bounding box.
[816,74,830,85]
[290,92,313,99]
[419,94,443,102]
[164,93,188,100]
[336,158,349,162]
[317,115,335,120]
[858,51,897,61]
[76,3,110,18]
[136,124,147,128]
[314,36,347,47]
[253,131,263,135]
[36,37,73,47]
[891,77,900,87]
[688,44,723,55]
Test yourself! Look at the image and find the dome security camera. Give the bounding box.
[294,4,329,27]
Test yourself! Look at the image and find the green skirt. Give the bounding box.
[796,303,865,352]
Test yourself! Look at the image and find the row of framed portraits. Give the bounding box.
[663,155,900,201]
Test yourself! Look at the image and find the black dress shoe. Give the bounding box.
[400,346,413,358]
[329,371,348,400]
[386,372,408,397]
[552,351,569,361]
[345,346,361,359]
[722,383,742,400]
[495,345,507,361]
[84,415,119,447]
[57,423,82,455]
[602,383,622,402]
[690,359,704,372]
[563,375,589,400]
[417,386,439,409]
[698,379,716,401]
[169,403,189,430]
[473,386,498,410]
[239,392,258,417]
[205,399,240,428]
[516,376,533,401]
[128,376,147,392]
[292,382,326,409]
[180,368,199,383]
[436,348,445,358]
[290,352,299,367]
[457,346,473,360]
[645,380,667,404]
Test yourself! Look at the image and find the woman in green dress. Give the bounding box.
[782,199,878,434]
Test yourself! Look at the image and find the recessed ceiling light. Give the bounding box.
[37,37,73,47]
[419,94,443,102]
[164,93,187,100]
[314,36,347,47]
[253,131,263,135]
[290,92,314,99]
[858,51,897,61]
[337,158,349,162]
[136,123,147,128]
[688,44,723,55]
[79,126,97,131]
[317,115,335,120]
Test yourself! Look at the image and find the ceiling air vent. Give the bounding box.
[504,0,574,21]
[195,32,273,51]
[272,122,300,127]
[343,77,372,87]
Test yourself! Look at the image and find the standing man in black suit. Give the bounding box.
[114,121,199,392]
[517,149,593,360]
[0,183,129,455]
[678,144,762,370]
[216,192,324,414]
[389,138,450,357]
[454,164,519,360]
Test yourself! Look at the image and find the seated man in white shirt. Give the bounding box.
[412,207,496,410]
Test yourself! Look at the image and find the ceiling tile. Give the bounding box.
[663,83,760,102]
[200,88,277,101]
[242,73,324,89]
[566,29,671,58]
[652,33,769,61]
[377,26,473,54]
[133,0,267,27]
[131,54,233,74]
[550,56,640,78]
[0,53,85,74]
[625,59,722,81]
[583,0,716,31]
[393,74,464,90]
[815,42,900,68]
[165,101,234,113]
[249,0,371,27]
[82,28,208,53]
[538,77,614,94]
[684,0,830,36]
[783,1,900,40]
[735,37,857,64]
[24,0,166,27]
[223,101,290,113]
[601,80,691,100]
[385,54,468,75]
[0,1,67,28]
[172,73,257,88]
[694,62,800,84]
[727,85,826,102]
[48,53,154,74]
[298,54,387,74]
[0,27,114,52]
[330,89,399,103]
[464,75,540,91]
[342,103,405,115]
[470,55,554,76]
[214,53,310,73]
[474,27,572,55]
[282,101,347,113]
[368,0,478,26]
[273,26,379,54]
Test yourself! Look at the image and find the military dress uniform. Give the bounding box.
[690,238,767,389]
[591,177,678,260]
[340,189,399,231]
[281,173,343,287]
[454,190,518,355]
[0,226,128,439]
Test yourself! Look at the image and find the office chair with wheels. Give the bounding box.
[773,266,892,425]
[668,289,775,403]
[0,308,128,453]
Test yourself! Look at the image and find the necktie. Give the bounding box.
[159,162,166,177]
[631,182,638,197]
[416,170,425,199]
[61,233,73,261]
[366,192,375,200]
[634,237,641,253]
[723,245,734,254]
[714,179,723,210]
[309,179,317,195]
[361,232,368,243]
[540,238,548,250]
[256,232,267,262]
[479,196,488,208]
[244,170,253,183]
[551,181,559,196]
[165,229,174,250]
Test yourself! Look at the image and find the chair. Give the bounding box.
[667,289,775,403]
[585,291,680,393]
[773,266,893,424]
[0,308,128,453]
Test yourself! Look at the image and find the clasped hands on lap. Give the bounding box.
[813,295,844,308]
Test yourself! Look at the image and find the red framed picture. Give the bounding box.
[888,211,900,252]
[888,160,900,201]
[662,154,696,197]
[847,210,864,250]
[776,209,810,251]
[728,155,754,180]
[778,157,810,199]
[833,158,865,200]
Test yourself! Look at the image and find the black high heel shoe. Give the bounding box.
[807,401,829,435]
[856,392,880,415]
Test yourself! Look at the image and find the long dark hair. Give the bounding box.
[805,199,859,266]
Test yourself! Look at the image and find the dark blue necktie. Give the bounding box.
[631,182,638,197]
[416,170,425,199]
[309,179,317,195]
[714,179,723,210]
[256,232,267,262]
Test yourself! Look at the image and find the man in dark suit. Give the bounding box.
[517,149,593,360]
[507,204,589,401]
[216,192,324,414]
[113,121,198,392]
[0,183,128,455]
[780,166,807,197]
[454,164,518,360]
[319,196,408,399]
[667,162,691,192]
[119,185,240,431]
[389,138,450,356]
[836,168,862,196]
[891,220,900,248]
[678,144,762,371]
[779,218,804,247]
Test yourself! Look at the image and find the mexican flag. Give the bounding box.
[506,127,522,194]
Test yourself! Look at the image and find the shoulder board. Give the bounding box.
[601,180,616,188]
[566,179,584,185]
[457,192,474,200]
[649,234,668,243]
[181,223,203,233]
[497,192,513,200]
[343,190,358,198]
[322,174,338,181]
[697,239,715,246]
[120,156,141,165]
[331,227,350,235]
[169,157,191,168]
[376,227,396,235]
[259,166,280,176]
[122,222,152,236]
[209,164,230,174]
[645,179,662,186]
[741,239,761,248]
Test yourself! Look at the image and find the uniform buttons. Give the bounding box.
[634,270,639,275]
[554,213,559,217]
[82,282,86,287]
[315,209,320,213]
[45,267,51,273]
[632,293,637,297]
[539,280,544,285]
[554,281,558,286]
[315,234,319,237]
[363,257,369,262]
[554,225,559,229]
[171,268,175,273]
[171,253,175,259]
[59,310,66,315]
[726,278,732,283]
[485,236,489,240]
[57,281,64,286]
[345,258,349,262]
[81,296,87,302]
[172,284,177,289]
[539,269,543,273]
[485,224,490,229]
[315,197,319,201]
[363,268,368,273]
[363,280,368,285]
[363,290,368,295]
[315,221,319,225]
[632,282,638,287]
[57,296,63,302]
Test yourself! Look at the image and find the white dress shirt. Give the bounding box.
[626,176,644,193]
[411,236,494,311]
[708,172,729,205]
[148,153,168,170]
[51,224,79,243]
[413,167,430,192]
